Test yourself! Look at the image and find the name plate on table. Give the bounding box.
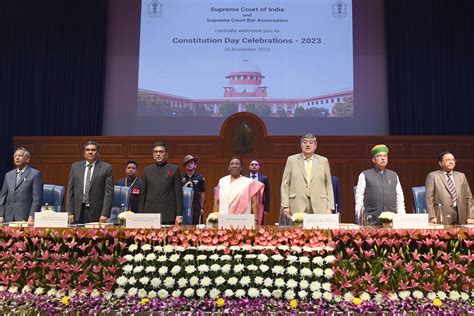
[392,214,429,229]
[126,213,161,228]
[34,212,68,228]
[218,214,254,229]
[303,214,339,229]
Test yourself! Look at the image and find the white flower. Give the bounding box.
[189,276,199,286]
[150,277,161,288]
[313,256,324,265]
[313,268,324,277]
[323,291,333,301]
[158,266,168,275]
[210,264,220,272]
[123,264,133,274]
[344,292,355,302]
[137,289,147,298]
[303,246,314,252]
[154,245,162,252]
[171,266,181,275]
[259,264,269,273]
[209,288,220,299]
[116,276,128,286]
[21,286,32,293]
[124,254,134,262]
[247,264,258,272]
[177,278,188,288]
[141,244,152,251]
[139,276,150,285]
[196,288,207,298]
[229,246,240,251]
[254,276,264,285]
[128,244,138,252]
[228,277,238,285]
[300,280,309,289]
[197,254,207,261]
[324,268,334,278]
[298,290,308,299]
[360,292,371,301]
[257,254,268,262]
[310,281,321,291]
[274,278,285,288]
[241,245,252,251]
[233,264,245,273]
[128,276,137,285]
[183,288,195,297]
[291,246,302,253]
[198,264,210,273]
[169,254,180,262]
[128,288,138,296]
[158,289,169,299]
[412,290,424,299]
[184,254,194,261]
[399,290,410,299]
[285,290,295,300]
[261,288,271,297]
[224,289,234,297]
[145,253,156,261]
[299,256,310,264]
[220,254,231,261]
[334,295,342,302]
[287,266,298,275]
[389,292,398,301]
[286,255,298,263]
[286,279,298,289]
[427,292,437,300]
[324,255,336,264]
[272,289,283,298]
[157,255,167,262]
[215,276,225,285]
[240,276,251,287]
[201,277,212,287]
[271,254,284,261]
[248,288,260,298]
[374,293,383,303]
[68,289,77,297]
[278,245,289,251]
[171,290,181,297]
[185,265,196,274]
[437,291,447,300]
[235,289,246,298]
[312,291,322,299]
[164,277,175,288]
[163,245,173,253]
[134,253,144,262]
[264,278,273,287]
[322,282,331,292]
[133,265,144,273]
[149,290,157,298]
[145,266,156,273]
[8,287,18,294]
[176,246,186,252]
[460,292,469,301]
[301,268,312,278]
[272,265,285,275]
[209,254,219,261]
[114,287,125,298]
[216,245,226,252]
[246,254,257,259]
[221,264,231,274]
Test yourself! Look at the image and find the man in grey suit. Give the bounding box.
[0,147,43,223]
[425,151,474,225]
[139,142,183,225]
[281,133,334,219]
[249,159,270,225]
[67,141,114,224]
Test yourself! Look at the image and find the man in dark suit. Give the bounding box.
[115,160,141,212]
[249,159,270,225]
[139,142,183,225]
[0,147,43,223]
[67,141,114,224]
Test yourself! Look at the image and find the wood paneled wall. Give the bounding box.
[13,115,474,224]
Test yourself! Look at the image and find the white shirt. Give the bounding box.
[83,161,96,195]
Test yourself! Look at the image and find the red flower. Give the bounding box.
[167,170,173,177]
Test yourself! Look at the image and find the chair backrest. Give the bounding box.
[412,186,426,214]
[182,187,194,225]
[42,184,65,212]
[331,176,341,213]
[109,186,131,224]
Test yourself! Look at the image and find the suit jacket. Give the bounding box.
[116,177,142,213]
[0,166,43,222]
[425,170,474,224]
[331,176,342,213]
[139,162,183,224]
[67,160,114,222]
[249,173,270,213]
[281,153,334,214]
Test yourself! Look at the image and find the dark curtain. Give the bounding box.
[0,0,107,176]
[385,0,474,135]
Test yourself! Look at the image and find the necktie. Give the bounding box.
[16,171,23,186]
[306,158,313,195]
[83,163,93,205]
[446,172,458,205]
[251,174,256,180]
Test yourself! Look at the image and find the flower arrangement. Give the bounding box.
[207,212,219,224]
[290,212,304,225]
[378,211,394,224]
[118,210,135,225]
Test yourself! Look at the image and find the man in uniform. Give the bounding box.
[181,155,205,224]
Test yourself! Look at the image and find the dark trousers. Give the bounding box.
[77,204,99,224]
